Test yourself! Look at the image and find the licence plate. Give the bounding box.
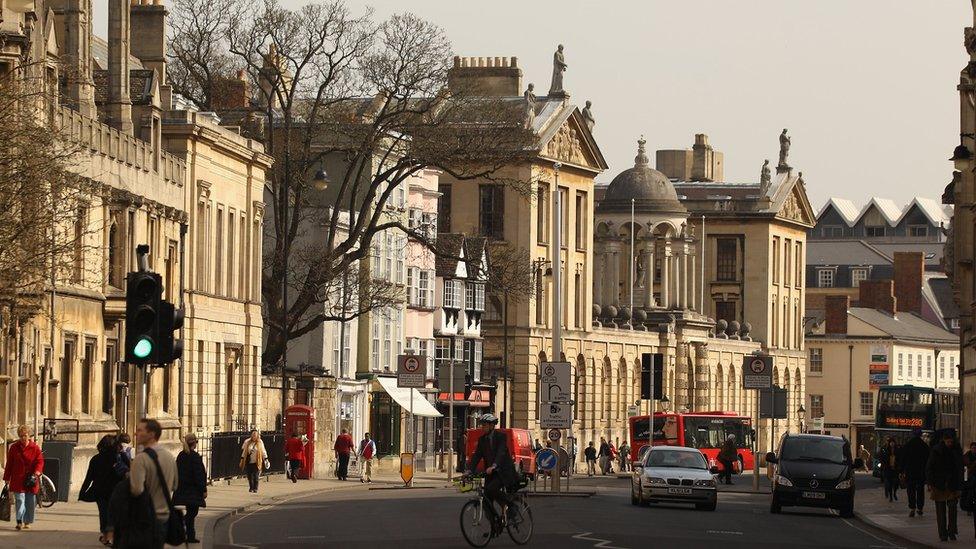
[667,487,693,495]
[802,491,826,499]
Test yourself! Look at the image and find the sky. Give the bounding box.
[93,0,971,208]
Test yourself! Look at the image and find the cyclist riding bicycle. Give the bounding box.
[466,414,518,520]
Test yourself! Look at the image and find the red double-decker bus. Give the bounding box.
[628,411,755,473]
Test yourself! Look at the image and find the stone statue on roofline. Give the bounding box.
[523,83,538,129]
[581,100,595,132]
[759,159,771,194]
[777,129,791,170]
[549,44,568,97]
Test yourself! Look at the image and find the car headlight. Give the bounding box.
[695,479,716,488]
[835,479,852,490]
[774,475,793,487]
[646,477,667,486]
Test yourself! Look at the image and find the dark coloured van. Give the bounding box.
[766,433,863,517]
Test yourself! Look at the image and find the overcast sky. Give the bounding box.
[94,0,970,208]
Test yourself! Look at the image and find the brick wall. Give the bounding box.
[893,251,924,314]
[824,295,850,334]
[857,279,897,316]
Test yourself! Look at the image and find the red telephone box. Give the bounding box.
[285,405,315,479]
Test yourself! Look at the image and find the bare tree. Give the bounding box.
[168,0,537,369]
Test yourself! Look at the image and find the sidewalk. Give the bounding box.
[855,479,976,548]
[0,470,450,549]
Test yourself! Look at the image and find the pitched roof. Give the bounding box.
[806,240,891,265]
[814,197,954,228]
[847,307,957,344]
[462,236,488,279]
[900,197,952,227]
[924,275,959,324]
[817,197,859,226]
[434,233,465,277]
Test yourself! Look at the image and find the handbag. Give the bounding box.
[263,457,271,471]
[0,485,10,522]
[22,474,36,490]
[145,448,186,546]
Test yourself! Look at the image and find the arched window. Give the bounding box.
[602,357,612,421]
[716,364,725,411]
[575,355,585,423]
[618,358,627,423]
[728,366,737,412]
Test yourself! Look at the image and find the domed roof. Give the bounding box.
[599,138,686,214]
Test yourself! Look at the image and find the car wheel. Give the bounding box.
[770,495,782,514]
[631,482,640,506]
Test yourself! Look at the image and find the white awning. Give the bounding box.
[376,377,443,418]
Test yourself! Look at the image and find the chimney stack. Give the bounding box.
[893,251,924,315]
[858,279,897,316]
[50,0,97,116]
[130,0,168,85]
[824,295,850,335]
[107,0,133,134]
[447,56,522,97]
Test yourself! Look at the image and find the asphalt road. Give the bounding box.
[213,475,915,549]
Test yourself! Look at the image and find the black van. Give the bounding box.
[766,433,863,517]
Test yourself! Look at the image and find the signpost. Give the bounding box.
[400,452,414,486]
[397,353,427,487]
[743,353,773,492]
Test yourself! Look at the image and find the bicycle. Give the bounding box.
[36,473,56,508]
[455,475,533,547]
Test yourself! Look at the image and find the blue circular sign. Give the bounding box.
[536,448,558,471]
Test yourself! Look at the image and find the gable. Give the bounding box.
[538,109,607,172]
[776,185,815,227]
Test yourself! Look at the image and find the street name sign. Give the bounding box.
[742,355,773,389]
[538,361,572,403]
[397,354,426,388]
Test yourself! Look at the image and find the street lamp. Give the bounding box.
[797,404,806,433]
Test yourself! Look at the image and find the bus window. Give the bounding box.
[683,418,753,449]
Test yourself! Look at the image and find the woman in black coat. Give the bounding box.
[173,433,208,544]
[79,434,126,546]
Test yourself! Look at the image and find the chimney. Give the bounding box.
[212,70,252,110]
[129,0,168,84]
[106,0,133,133]
[50,0,96,116]
[858,279,897,316]
[447,56,522,97]
[824,295,850,335]
[656,134,724,182]
[893,251,924,315]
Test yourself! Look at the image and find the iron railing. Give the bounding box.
[209,431,286,480]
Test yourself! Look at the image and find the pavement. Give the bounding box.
[0,470,450,549]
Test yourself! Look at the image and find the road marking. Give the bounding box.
[288,535,328,539]
[828,509,903,548]
[572,531,630,549]
[706,530,743,535]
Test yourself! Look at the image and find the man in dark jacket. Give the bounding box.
[173,434,207,544]
[926,430,964,541]
[902,429,931,517]
[467,414,517,519]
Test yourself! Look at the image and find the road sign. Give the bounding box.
[539,361,572,403]
[437,361,466,391]
[540,401,572,429]
[743,355,773,389]
[627,405,639,418]
[400,452,414,485]
[547,428,561,442]
[759,386,788,419]
[536,448,558,471]
[397,354,426,388]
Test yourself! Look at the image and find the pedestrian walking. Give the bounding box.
[879,437,900,502]
[173,434,206,544]
[584,441,597,476]
[598,437,611,475]
[859,444,873,473]
[902,428,930,517]
[240,430,267,493]
[129,418,178,549]
[334,428,355,481]
[618,441,631,473]
[964,442,976,478]
[285,431,305,483]
[3,425,43,532]
[927,429,964,542]
[718,436,737,485]
[358,433,377,483]
[79,434,127,545]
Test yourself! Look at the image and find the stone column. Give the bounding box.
[661,240,670,308]
[674,343,689,410]
[645,242,655,308]
[594,245,604,308]
[602,250,613,307]
[693,343,709,411]
[689,245,697,312]
[611,248,621,305]
[681,245,689,309]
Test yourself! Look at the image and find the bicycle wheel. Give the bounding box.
[38,475,56,508]
[506,496,533,545]
[460,500,492,548]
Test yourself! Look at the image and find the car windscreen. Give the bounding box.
[780,437,849,464]
[645,450,707,469]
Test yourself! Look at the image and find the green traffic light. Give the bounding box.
[133,338,153,359]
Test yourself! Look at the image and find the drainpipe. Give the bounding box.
[848,344,854,444]
[178,223,187,434]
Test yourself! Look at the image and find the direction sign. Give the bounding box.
[536,448,558,471]
[539,361,572,403]
[547,428,561,442]
[397,354,426,388]
[540,401,572,429]
[742,355,773,389]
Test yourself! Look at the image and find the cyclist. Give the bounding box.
[466,414,518,522]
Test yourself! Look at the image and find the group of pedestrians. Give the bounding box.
[581,437,628,476]
[332,428,378,483]
[876,428,976,542]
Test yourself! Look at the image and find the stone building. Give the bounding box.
[0,0,268,486]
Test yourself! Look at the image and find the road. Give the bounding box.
[213,474,915,549]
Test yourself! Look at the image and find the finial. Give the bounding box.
[635,135,649,167]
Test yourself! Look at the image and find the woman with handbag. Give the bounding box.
[240,430,267,493]
[3,425,44,531]
[79,434,127,545]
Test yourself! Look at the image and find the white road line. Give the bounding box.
[572,531,631,549]
[828,509,904,548]
[706,530,744,535]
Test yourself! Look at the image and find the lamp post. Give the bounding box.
[280,166,330,431]
[797,404,806,433]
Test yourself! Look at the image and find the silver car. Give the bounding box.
[631,446,719,511]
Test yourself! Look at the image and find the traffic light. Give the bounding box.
[125,271,162,364]
[158,300,185,363]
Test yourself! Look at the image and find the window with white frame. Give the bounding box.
[371,317,380,369]
[406,268,416,305]
[809,348,823,374]
[859,392,874,417]
[907,354,913,378]
[917,354,922,378]
[444,280,459,308]
[810,395,824,418]
[926,355,932,380]
[940,355,946,380]
[950,355,957,378]
[818,269,834,288]
[951,318,960,329]
[851,268,868,288]
[408,208,420,229]
[898,353,903,378]
[473,284,485,311]
[418,271,431,307]
[466,284,475,310]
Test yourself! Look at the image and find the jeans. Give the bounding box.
[883,471,899,500]
[935,499,959,539]
[245,462,260,491]
[337,453,350,480]
[184,505,200,541]
[14,492,35,524]
[288,459,303,480]
[907,479,926,511]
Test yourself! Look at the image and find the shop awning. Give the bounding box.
[437,389,491,408]
[377,377,442,417]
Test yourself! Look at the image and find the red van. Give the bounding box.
[464,428,537,479]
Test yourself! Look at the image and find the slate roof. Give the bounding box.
[93,69,156,105]
[91,35,145,71]
[847,307,957,344]
[925,275,959,323]
[434,233,465,278]
[806,240,891,265]
[462,236,488,280]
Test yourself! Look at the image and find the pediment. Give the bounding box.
[776,185,815,227]
[538,110,606,172]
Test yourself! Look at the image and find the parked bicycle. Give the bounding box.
[36,473,56,508]
[455,475,533,547]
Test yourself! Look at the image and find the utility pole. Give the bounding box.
[552,163,564,493]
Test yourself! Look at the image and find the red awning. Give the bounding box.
[437,389,491,407]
